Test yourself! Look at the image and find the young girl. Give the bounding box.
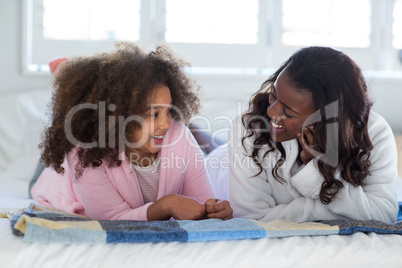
[215,46,398,223]
[31,43,233,221]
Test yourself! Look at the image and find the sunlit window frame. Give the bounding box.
[22,0,402,76]
[271,0,401,71]
[22,0,270,74]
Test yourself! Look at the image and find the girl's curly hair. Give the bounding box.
[242,46,373,204]
[40,42,200,175]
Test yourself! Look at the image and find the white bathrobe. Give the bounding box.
[207,111,399,223]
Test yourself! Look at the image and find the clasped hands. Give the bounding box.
[147,194,233,221]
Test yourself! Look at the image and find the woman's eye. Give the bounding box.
[151,112,158,117]
[284,110,294,118]
[268,94,276,104]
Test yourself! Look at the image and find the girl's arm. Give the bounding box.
[75,165,208,221]
[71,164,153,221]
[147,194,207,220]
[180,126,233,220]
[180,129,215,202]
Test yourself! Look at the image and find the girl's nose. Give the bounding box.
[159,114,171,131]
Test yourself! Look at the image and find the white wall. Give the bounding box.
[1,0,401,134]
[368,80,402,133]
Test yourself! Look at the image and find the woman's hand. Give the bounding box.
[204,199,233,220]
[147,194,206,221]
[297,125,317,165]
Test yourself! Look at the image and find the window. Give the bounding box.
[165,0,258,44]
[23,0,402,74]
[24,0,141,72]
[394,0,402,48]
[163,0,267,68]
[282,0,371,48]
[43,0,140,41]
[275,0,375,70]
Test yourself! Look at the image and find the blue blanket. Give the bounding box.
[10,203,402,244]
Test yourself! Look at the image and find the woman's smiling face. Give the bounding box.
[266,69,317,143]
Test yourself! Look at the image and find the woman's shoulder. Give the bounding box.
[367,111,396,152]
[367,111,393,137]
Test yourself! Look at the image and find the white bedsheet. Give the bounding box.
[2,209,402,268]
[2,179,402,268]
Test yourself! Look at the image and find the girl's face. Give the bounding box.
[127,85,172,165]
[267,69,316,143]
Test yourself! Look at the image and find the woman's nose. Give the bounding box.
[267,101,280,119]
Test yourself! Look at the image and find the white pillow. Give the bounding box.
[0,89,51,184]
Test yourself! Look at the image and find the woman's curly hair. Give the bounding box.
[242,46,373,204]
[40,42,200,176]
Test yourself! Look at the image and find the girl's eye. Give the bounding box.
[151,112,158,117]
[167,109,171,114]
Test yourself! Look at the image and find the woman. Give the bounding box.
[214,46,398,223]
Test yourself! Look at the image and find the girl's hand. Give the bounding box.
[296,125,317,165]
[147,194,206,221]
[204,199,233,220]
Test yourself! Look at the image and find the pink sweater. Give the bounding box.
[31,120,214,221]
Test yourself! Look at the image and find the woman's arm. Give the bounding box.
[291,113,398,223]
[228,116,311,221]
[228,132,335,222]
[324,113,398,222]
[229,112,399,223]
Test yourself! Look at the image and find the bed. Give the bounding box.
[2,88,402,268]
